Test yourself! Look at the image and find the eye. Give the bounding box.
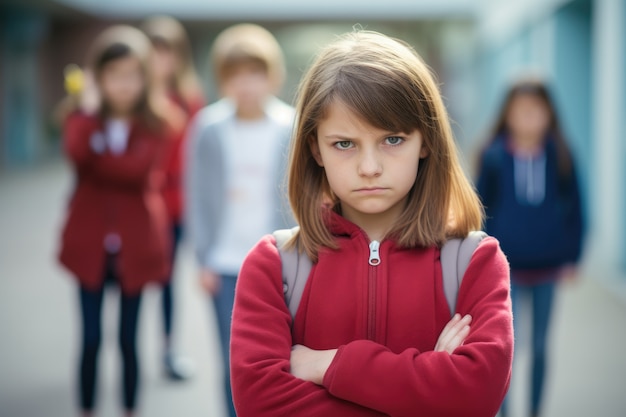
[334,140,354,150]
[385,136,404,146]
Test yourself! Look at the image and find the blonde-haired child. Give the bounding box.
[185,23,294,417]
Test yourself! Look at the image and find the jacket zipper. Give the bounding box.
[367,240,380,340]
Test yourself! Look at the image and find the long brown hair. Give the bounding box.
[87,25,163,132]
[141,16,202,107]
[288,31,483,261]
[481,77,573,180]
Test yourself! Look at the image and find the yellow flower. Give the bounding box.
[64,64,84,95]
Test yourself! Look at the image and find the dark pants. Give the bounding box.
[162,222,183,341]
[212,274,238,417]
[501,278,557,417]
[78,256,142,412]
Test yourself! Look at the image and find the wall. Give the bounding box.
[0,11,47,167]
[590,0,625,280]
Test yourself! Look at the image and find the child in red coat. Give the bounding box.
[230,31,514,417]
[58,25,171,417]
[142,15,205,381]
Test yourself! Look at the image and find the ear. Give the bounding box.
[309,136,324,167]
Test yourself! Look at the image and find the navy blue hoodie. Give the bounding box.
[476,136,584,270]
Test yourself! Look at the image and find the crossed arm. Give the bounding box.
[290,313,473,385]
[231,237,512,417]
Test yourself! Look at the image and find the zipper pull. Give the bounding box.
[369,240,381,266]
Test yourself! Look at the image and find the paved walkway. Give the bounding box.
[0,161,225,417]
[1,160,625,417]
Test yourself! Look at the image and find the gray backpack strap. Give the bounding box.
[273,226,313,319]
[440,231,488,317]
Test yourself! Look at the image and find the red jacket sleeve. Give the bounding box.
[230,236,388,417]
[322,237,513,417]
[63,112,98,170]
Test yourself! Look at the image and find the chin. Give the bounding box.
[353,203,395,215]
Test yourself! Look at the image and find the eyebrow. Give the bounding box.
[323,132,405,141]
[323,134,355,141]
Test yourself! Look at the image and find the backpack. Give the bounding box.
[273,227,487,320]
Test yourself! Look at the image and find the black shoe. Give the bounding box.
[164,352,195,381]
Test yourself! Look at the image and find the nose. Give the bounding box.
[357,148,382,177]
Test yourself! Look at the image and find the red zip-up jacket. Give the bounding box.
[231,211,513,417]
[58,112,170,295]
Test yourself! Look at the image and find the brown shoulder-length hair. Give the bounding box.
[141,16,203,106]
[288,31,484,261]
[87,25,163,132]
[479,77,573,180]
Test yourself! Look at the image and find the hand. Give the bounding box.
[560,264,578,284]
[290,344,337,385]
[79,69,101,115]
[199,268,221,295]
[435,314,472,354]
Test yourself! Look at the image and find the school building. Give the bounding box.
[1,0,624,292]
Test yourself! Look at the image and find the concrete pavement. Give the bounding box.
[0,161,226,417]
[1,160,625,417]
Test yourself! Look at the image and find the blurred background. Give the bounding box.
[0,0,624,416]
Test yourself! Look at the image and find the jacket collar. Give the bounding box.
[325,209,362,238]
[323,206,417,254]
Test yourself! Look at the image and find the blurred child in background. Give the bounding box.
[476,78,584,417]
[57,25,172,417]
[142,15,205,381]
[185,24,294,417]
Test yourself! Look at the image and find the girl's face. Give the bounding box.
[312,100,428,232]
[98,55,146,116]
[506,93,551,142]
[150,45,178,84]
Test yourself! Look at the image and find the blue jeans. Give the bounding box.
[212,274,238,417]
[501,278,556,417]
[162,222,183,341]
[79,255,142,412]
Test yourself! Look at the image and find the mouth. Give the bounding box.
[354,187,389,194]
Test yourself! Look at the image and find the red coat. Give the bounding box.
[231,211,513,417]
[161,93,204,223]
[58,112,170,295]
